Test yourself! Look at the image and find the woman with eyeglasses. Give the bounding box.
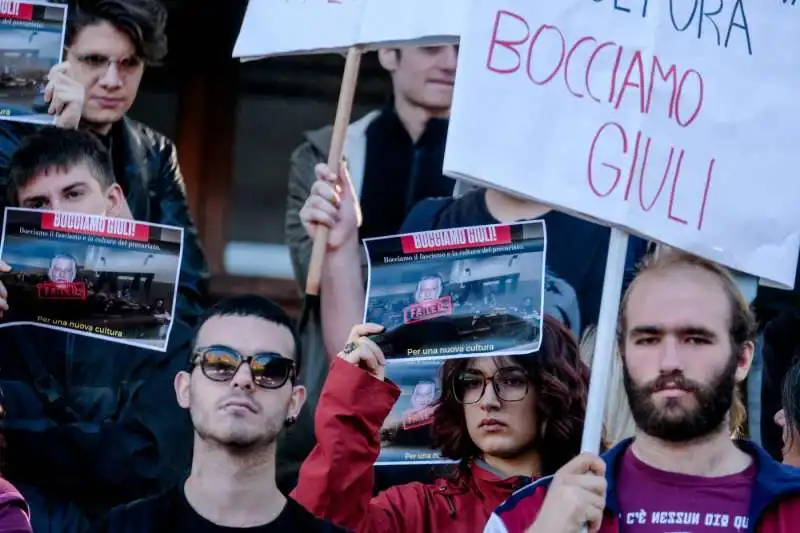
[291,315,589,533]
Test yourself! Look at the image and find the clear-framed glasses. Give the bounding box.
[453,367,529,404]
[68,50,143,78]
[191,345,296,390]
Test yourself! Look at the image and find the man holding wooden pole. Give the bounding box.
[279,44,459,491]
[484,252,800,533]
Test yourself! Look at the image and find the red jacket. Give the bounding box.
[292,358,532,533]
[485,439,800,533]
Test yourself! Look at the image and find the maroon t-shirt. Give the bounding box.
[617,448,755,532]
[0,477,31,532]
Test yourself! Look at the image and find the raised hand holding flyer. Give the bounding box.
[364,221,547,362]
[0,1,66,124]
[0,208,183,351]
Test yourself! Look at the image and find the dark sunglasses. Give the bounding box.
[191,345,296,390]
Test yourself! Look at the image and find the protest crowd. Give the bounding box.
[0,1,796,532]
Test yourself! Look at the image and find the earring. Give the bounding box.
[284,416,297,428]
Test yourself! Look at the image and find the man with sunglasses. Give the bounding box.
[92,295,348,533]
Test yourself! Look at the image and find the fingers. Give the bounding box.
[347,339,383,374]
[586,504,604,533]
[338,339,380,369]
[314,163,338,188]
[338,159,357,201]
[358,336,386,367]
[0,261,10,273]
[300,177,343,236]
[301,196,339,222]
[560,452,606,477]
[44,68,85,128]
[47,61,72,78]
[44,78,54,104]
[315,161,356,199]
[347,322,385,342]
[48,75,77,114]
[309,179,341,208]
[571,476,607,502]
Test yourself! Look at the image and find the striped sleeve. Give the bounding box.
[483,512,511,533]
[486,475,555,533]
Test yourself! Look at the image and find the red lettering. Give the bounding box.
[646,56,678,121]
[588,121,627,197]
[622,130,643,201]
[676,69,704,127]
[588,122,715,230]
[608,46,625,104]
[486,10,530,74]
[483,14,705,127]
[482,11,716,232]
[667,150,688,225]
[614,51,646,113]
[564,36,596,98]
[585,41,618,103]
[526,25,566,85]
[696,159,715,230]
[638,142,674,211]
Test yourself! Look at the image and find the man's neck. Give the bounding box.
[393,96,448,143]
[783,449,800,468]
[484,188,552,223]
[631,429,752,477]
[483,449,542,479]
[184,438,286,528]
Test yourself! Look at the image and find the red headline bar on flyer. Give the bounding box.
[40,212,150,242]
[401,225,511,254]
[0,2,34,21]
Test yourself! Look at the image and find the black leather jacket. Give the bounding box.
[0,118,209,529]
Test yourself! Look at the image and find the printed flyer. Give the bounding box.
[377,359,454,466]
[0,1,67,124]
[364,221,546,362]
[0,208,183,351]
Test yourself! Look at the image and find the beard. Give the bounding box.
[623,352,738,442]
[191,396,288,453]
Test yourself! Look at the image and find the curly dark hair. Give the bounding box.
[781,360,800,452]
[67,0,168,65]
[431,315,589,477]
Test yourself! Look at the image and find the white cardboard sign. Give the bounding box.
[233,0,463,59]
[357,0,465,48]
[444,0,800,288]
[233,0,365,59]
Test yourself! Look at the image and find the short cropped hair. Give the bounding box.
[68,0,168,65]
[8,127,115,205]
[617,250,757,351]
[194,296,302,372]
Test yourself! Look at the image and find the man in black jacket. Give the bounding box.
[0,1,209,531]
